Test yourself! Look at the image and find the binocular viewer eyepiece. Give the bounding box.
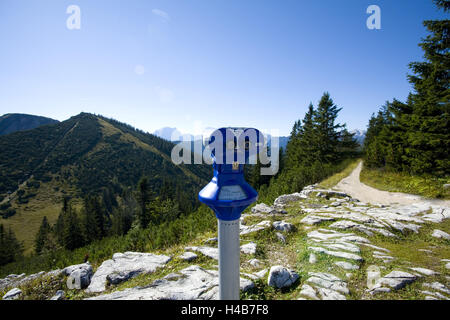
[199,127,262,221]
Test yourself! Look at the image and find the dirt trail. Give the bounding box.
[334,161,450,207]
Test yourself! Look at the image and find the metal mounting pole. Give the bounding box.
[218,219,240,300]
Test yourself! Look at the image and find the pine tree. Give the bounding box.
[299,102,318,166]
[35,216,51,255]
[338,128,360,161]
[285,103,316,169]
[137,177,152,228]
[54,197,70,246]
[0,224,23,266]
[364,1,449,175]
[314,92,344,164]
[63,205,85,251]
[404,1,450,174]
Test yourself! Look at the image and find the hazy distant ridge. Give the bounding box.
[0,113,59,136]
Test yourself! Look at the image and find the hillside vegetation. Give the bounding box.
[0,113,210,253]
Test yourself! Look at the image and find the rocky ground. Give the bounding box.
[1,183,449,300]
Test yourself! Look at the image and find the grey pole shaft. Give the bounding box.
[218,219,240,300]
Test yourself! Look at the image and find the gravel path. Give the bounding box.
[334,161,450,207]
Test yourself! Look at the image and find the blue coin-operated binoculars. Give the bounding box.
[199,127,263,300]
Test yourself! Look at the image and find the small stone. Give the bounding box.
[63,262,93,290]
[273,193,307,207]
[240,220,271,236]
[267,266,299,288]
[2,288,22,300]
[248,259,262,268]
[309,253,317,264]
[276,232,286,243]
[254,269,268,279]
[50,290,65,300]
[240,242,257,255]
[273,221,294,232]
[251,203,276,215]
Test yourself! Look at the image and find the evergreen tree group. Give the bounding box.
[364,0,449,176]
[0,224,23,266]
[254,92,360,201]
[33,177,186,254]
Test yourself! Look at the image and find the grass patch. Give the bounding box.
[319,159,361,189]
[360,167,450,199]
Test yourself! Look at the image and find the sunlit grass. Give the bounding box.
[360,167,450,199]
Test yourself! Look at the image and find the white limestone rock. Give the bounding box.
[2,288,22,300]
[248,259,262,268]
[329,220,396,238]
[301,215,336,225]
[185,246,219,260]
[334,261,359,271]
[86,252,171,293]
[276,232,286,243]
[409,267,438,276]
[423,282,450,295]
[240,220,271,236]
[63,262,93,290]
[432,229,450,240]
[273,221,294,232]
[86,265,253,300]
[316,240,361,253]
[298,284,319,300]
[373,271,417,290]
[308,247,363,262]
[251,203,277,215]
[50,290,65,300]
[273,193,307,207]
[306,272,349,295]
[316,287,347,300]
[240,242,257,255]
[267,266,299,289]
[179,251,198,262]
[254,269,268,279]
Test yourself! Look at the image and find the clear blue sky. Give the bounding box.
[0,0,446,136]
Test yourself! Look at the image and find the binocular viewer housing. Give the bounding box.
[198,127,263,221]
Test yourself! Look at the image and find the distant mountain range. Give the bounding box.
[350,129,366,145]
[0,113,59,135]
